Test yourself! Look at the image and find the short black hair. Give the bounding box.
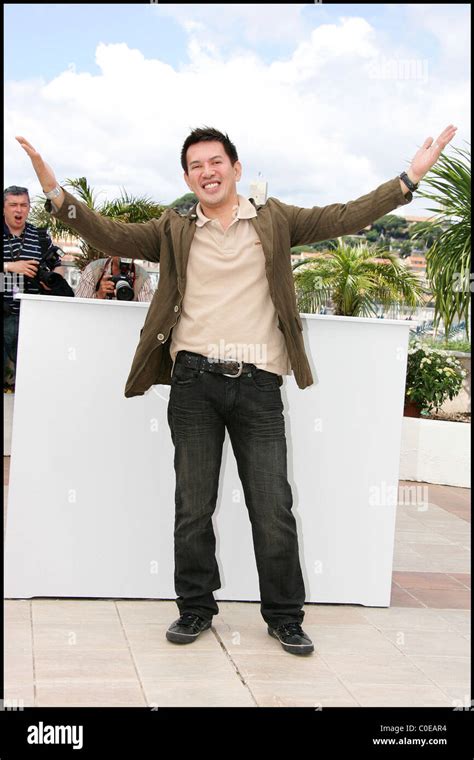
[4,185,30,203]
[181,126,238,174]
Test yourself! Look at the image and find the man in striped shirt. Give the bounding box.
[3,185,60,388]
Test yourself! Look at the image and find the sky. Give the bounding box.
[4,3,471,215]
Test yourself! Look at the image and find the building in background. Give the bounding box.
[249,174,268,205]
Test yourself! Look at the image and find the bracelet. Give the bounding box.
[44,185,62,200]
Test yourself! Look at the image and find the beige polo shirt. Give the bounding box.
[169,194,292,377]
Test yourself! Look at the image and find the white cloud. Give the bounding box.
[4,12,470,217]
[404,3,470,70]
[157,3,309,47]
[269,16,378,83]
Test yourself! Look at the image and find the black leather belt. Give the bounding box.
[176,350,257,377]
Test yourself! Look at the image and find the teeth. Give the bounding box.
[204,182,219,189]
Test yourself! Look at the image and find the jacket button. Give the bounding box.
[174,305,179,312]
[157,333,164,341]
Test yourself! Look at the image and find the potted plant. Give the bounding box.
[404,339,467,416]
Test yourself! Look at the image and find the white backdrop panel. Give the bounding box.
[5,295,412,606]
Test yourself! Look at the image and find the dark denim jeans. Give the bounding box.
[4,313,19,385]
[167,351,306,629]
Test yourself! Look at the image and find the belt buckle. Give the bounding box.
[222,360,243,377]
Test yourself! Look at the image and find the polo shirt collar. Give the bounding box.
[3,219,31,237]
[194,194,257,227]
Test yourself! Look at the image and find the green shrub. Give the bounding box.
[405,340,467,413]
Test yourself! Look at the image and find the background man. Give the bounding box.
[3,185,62,390]
[75,255,154,301]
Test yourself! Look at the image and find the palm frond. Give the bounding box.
[293,239,427,317]
[29,177,167,272]
[415,143,471,339]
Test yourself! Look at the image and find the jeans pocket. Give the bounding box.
[250,369,281,391]
[171,362,203,386]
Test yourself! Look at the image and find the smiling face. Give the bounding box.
[184,140,242,215]
[4,192,30,235]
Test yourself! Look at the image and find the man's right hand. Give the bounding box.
[96,276,116,299]
[7,260,39,278]
[15,136,65,210]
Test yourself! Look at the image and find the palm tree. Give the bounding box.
[30,177,167,270]
[292,240,427,317]
[409,143,471,340]
[408,220,443,250]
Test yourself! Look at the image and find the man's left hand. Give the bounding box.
[408,124,457,183]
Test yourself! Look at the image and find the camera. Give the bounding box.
[106,260,135,301]
[37,245,64,288]
[27,229,67,292]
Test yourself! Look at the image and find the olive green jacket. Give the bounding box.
[46,177,412,397]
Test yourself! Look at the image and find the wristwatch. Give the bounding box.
[44,185,62,200]
[399,171,419,193]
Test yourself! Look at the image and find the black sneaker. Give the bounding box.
[166,612,213,644]
[268,621,314,655]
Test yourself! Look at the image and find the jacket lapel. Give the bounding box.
[250,206,275,298]
[172,205,197,291]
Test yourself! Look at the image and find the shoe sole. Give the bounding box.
[166,619,212,644]
[268,627,314,655]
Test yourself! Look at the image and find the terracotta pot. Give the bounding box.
[404,400,422,418]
